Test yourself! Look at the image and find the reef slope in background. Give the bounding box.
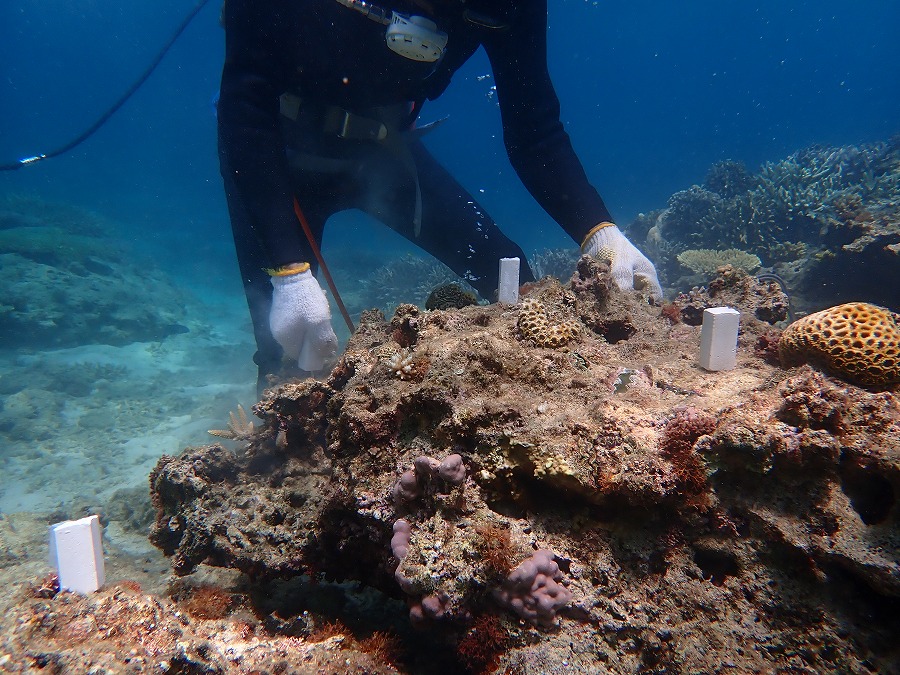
[630,137,900,312]
[141,262,899,674]
[0,195,191,349]
[0,195,256,515]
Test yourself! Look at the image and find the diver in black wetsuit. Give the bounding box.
[218,0,662,391]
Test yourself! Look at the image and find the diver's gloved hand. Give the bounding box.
[269,264,338,372]
[582,222,663,300]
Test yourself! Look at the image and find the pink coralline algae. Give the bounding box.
[492,549,572,627]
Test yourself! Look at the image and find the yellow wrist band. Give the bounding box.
[580,221,617,250]
[266,261,311,277]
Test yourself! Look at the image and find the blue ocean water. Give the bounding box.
[2,0,898,266]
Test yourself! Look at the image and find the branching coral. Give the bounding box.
[649,139,900,268]
[386,351,416,380]
[208,404,256,441]
[703,159,759,198]
[530,247,581,281]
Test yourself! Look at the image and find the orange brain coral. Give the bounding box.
[778,302,900,386]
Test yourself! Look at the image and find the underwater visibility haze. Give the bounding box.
[0,0,898,672]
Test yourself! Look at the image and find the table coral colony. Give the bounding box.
[149,259,900,674]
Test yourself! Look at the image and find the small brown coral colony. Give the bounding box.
[517,298,580,348]
[778,302,900,386]
[424,282,478,310]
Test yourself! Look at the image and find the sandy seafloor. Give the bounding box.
[0,286,255,527]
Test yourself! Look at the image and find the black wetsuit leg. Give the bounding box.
[354,140,536,299]
[222,167,285,386]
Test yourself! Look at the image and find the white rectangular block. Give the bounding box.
[497,257,520,304]
[49,514,105,594]
[699,307,740,371]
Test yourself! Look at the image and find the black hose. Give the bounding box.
[0,0,213,172]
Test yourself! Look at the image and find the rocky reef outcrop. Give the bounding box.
[149,262,899,674]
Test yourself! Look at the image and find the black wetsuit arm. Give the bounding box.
[217,1,311,268]
[482,0,614,244]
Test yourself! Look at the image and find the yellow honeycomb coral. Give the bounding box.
[778,302,900,386]
[517,298,580,348]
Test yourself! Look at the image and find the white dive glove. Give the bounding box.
[582,223,663,300]
[269,265,338,372]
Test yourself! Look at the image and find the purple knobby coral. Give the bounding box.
[493,549,572,627]
[413,455,441,476]
[409,592,451,625]
[438,453,466,485]
[393,470,421,503]
[391,519,412,560]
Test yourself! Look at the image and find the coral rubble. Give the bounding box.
[148,262,899,673]
[0,581,402,673]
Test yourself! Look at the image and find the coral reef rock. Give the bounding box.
[0,581,402,674]
[779,301,900,386]
[150,270,900,674]
[675,264,790,326]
